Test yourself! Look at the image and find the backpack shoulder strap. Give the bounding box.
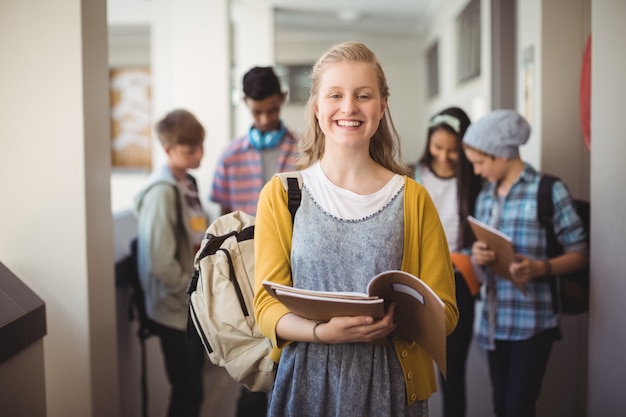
[276,171,303,190]
[537,174,560,257]
[538,174,556,223]
[276,171,303,222]
[537,174,561,313]
[144,181,183,229]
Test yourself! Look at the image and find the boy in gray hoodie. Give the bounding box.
[134,109,208,417]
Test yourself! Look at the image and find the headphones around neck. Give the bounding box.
[249,122,286,150]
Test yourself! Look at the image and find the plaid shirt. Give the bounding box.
[475,163,587,350]
[210,131,298,215]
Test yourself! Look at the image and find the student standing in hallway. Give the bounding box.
[210,66,299,216]
[414,107,482,417]
[253,41,459,417]
[463,109,589,417]
[134,109,208,417]
[209,66,298,417]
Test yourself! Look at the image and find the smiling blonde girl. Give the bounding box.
[254,41,458,417]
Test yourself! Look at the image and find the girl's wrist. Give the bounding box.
[312,321,328,345]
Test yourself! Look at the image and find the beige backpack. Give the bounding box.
[187,172,302,392]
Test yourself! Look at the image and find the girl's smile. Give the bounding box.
[315,61,386,149]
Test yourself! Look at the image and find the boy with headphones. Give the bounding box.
[210,66,299,216]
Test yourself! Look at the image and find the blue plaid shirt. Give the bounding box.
[475,163,587,350]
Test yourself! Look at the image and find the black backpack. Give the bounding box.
[120,237,155,417]
[537,174,590,315]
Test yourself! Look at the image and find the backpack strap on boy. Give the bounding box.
[537,174,560,313]
[537,174,591,315]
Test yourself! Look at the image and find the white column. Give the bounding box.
[588,0,626,414]
[231,1,276,136]
[0,1,118,416]
[151,0,231,206]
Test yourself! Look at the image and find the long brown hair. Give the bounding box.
[417,107,482,248]
[297,41,410,176]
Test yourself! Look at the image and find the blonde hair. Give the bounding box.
[297,41,409,175]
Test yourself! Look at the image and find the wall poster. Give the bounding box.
[110,67,152,170]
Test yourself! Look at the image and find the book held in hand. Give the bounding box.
[262,270,447,376]
[467,215,526,294]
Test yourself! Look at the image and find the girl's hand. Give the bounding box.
[314,303,397,344]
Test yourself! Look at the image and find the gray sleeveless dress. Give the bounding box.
[266,185,428,417]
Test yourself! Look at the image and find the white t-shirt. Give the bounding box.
[301,162,404,220]
[418,165,460,252]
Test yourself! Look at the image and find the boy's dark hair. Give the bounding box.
[156,109,205,147]
[242,66,282,100]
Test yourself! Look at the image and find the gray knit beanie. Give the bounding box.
[463,109,530,158]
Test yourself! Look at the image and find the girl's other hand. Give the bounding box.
[315,303,397,344]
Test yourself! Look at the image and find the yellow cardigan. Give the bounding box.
[253,175,459,404]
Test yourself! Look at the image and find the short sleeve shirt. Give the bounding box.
[209,131,298,215]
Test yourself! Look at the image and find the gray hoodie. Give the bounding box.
[133,165,197,330]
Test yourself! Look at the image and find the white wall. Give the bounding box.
[421,0,492,156]
[517,0,542,167]
[538,0,591,198]
[108,0,230,218]
[107,3,153,213]
[0,1,118,416]
[232,2,276,137]
[588,1,626,415]
[152,0,231,213]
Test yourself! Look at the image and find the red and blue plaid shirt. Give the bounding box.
[210,131,298,216]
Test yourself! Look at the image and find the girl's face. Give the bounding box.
[429,127,459,178]
[314,61,386,150]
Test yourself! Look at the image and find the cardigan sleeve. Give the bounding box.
[391,177,460,403]
[253,176,296,358]
[402,178,459,336]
